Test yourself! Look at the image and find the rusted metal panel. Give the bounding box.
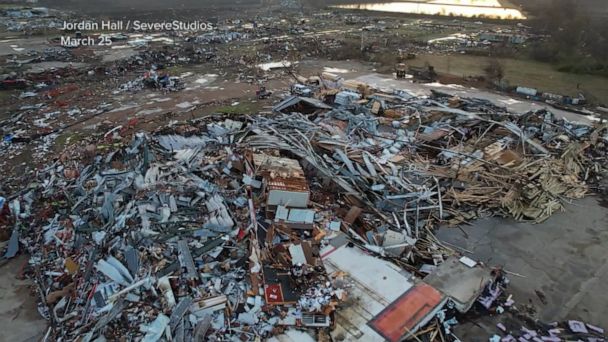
[368,283,446,342]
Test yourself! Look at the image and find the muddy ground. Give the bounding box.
[0,255,48,342]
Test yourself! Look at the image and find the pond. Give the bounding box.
[333,0,526,20]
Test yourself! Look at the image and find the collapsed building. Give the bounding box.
[1,74,607,342]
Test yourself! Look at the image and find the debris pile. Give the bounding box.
[491,319,606,342]
[1,3,607,339]
[117,69,184,93]
[3,117,345,341]
[1,81,607,341]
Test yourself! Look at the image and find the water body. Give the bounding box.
[333,0,526,20]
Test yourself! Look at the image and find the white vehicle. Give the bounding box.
[290,84,313,97]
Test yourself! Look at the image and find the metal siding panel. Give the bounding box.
[267,190,309,208]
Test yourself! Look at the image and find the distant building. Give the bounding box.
[479,32,526,44]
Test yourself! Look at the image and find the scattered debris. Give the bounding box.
[0,5,606,341]
[1,76,605,340]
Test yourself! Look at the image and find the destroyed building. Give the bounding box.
[1,71,606,341]
[0,3,607,341]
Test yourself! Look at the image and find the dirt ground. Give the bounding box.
[0,256,47,342]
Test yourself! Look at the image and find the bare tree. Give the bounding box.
[484,59,504,83]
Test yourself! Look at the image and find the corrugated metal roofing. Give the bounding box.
[253,154,304,175]
[273,95,332,113]
[321,244,415,341]
[287,208,315,223]
[368,283,446,342]
[267,177,309,192]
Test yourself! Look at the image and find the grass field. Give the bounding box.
[211,102,264,115]
[409,53,608,103]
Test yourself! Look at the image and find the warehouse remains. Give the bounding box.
[1,77,607,341]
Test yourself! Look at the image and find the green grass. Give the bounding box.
[54,132,86,149]
[165,65,196,75]
[408,53,608,103]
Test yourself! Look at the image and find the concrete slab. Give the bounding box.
[351,73,597,124]
[424,256,492,312]
[436,196,608,333]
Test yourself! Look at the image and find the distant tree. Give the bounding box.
[530,0,592,57]
[584,18,608,60]
[484,59,504,83]
[525,0,608,77]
